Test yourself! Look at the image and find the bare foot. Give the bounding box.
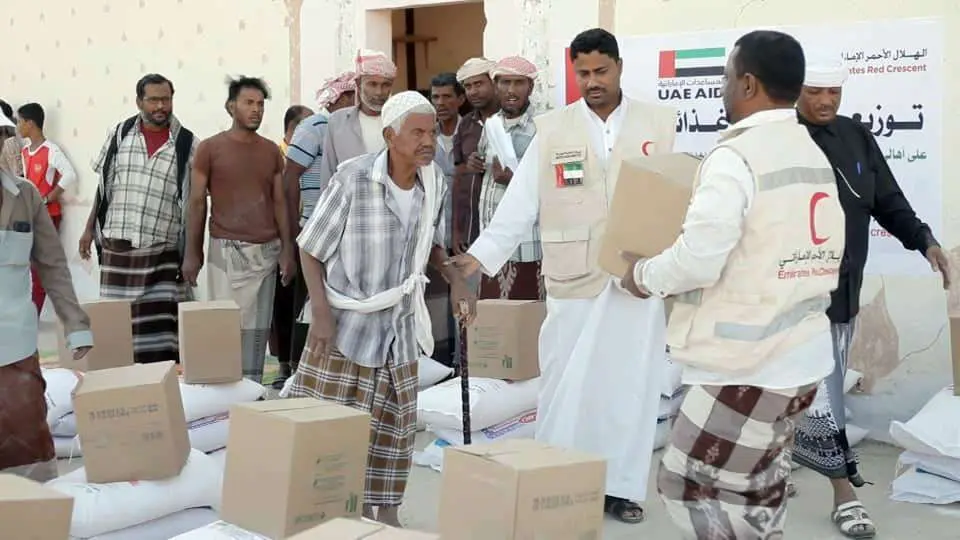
[377,506,403,527]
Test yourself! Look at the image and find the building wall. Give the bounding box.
[614,0,959,440]
[0,0,294,309]
[390,3,486,91]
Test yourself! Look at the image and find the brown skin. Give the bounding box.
[79,81,174,260]
[358,76,393,115]
[301,112,476,527]
[431,84,465,136]
[182,86,297,287]
[462,74,499,174]
[488,75,534,185]
[572,51,623,121]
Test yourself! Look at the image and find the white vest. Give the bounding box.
[667,116,846,375]
[535,99,677,299]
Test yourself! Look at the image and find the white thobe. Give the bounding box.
[469,99,667,501]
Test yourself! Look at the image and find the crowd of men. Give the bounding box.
[0,25,951,539]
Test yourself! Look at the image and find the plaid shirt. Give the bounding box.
[297,152,448,369]
[92,115,197,248]
[477,108,541,262]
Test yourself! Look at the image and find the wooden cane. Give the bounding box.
[457,299,472,445]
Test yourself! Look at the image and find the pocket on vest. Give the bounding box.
[540,227,591,281]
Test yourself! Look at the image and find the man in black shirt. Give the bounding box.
[793,57,950,539]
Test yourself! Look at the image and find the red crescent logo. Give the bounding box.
[809,191,830,245]
[641,141,653,155]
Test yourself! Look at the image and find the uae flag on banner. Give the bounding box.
[658,48,726,78]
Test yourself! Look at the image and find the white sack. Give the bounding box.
[171,521,269,539]
[653,416,673,451]
[889,386,960,459]
[844,369,863,394]
[661,353,683,398]
[847,424,869,447]
[52,414,231,457]
[179,378,266,422]
[419,355,454,389]
[430,408,536,445]
[417,377,539,431]
[47,448,223,538]
[43,368,82,425]
[659,392,684,421]
[898,450,960,484]
[72,508,219,540]
[891,466,960,505]
[51,413,78,437]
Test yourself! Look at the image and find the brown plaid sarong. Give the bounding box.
[658,383,817,539]
[100,239,191,364]
[0,354,58,482]
[287,348,418,506]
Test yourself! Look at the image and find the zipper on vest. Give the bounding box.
[835,167,861,199]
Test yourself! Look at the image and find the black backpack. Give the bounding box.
[93,115,194,262]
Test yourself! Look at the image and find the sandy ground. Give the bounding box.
[40,323,960,539]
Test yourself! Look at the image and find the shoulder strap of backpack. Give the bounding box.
[96,115,138,229]
[173,127,194,200]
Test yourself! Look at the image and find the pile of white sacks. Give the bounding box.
[889,386,960,505]
[413,352,685,472]
[39,367,266,540]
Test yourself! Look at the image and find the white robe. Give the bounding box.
[469,99,666,500]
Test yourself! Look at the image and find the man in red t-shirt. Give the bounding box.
[17,102,78,314]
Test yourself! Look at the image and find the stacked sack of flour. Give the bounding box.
[40,300,266,539]
[656,350,685,451]
[889,385,960,505]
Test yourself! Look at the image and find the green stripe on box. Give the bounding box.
[675,48,726,60]
[563,162,583,172]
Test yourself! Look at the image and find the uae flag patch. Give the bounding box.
[554,161,584,187]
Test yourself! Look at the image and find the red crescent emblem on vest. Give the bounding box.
[641,141,654,155]
[809,191,830,246]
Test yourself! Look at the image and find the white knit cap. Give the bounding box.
[804,52,848,88]
[381,91,435,131]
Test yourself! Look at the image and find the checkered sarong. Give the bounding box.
[286,348,418,506]
[658,383,817,539]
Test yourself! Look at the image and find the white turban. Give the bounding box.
[456,57,495,83]
[381,91,435,131]
[356,49,398,79]
[804,52,848,88]
[0,114,13,129]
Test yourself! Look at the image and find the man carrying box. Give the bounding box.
[449,28,677,524]
[288,91,476,527]
[623,31,845,538]
[0,169,92,482]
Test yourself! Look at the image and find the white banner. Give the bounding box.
[552,18,943,276]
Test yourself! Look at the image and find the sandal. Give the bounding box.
[832,501,877,539]
[604,496,644,524]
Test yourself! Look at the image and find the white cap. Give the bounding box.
[0,114,14,129]
[804,51,848,88]
[381,91,435,131]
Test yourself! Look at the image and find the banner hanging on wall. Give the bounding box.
[552,18,943,276]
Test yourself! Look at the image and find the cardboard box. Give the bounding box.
[57,298,135,371]
[951,318,960,396]
[466,300,546,380]
[599,153,702,278]
[439,439,606,540]
[290,518,440,539]
[73,361,190,483]
[0,474,73,540]
[178,301,243,383]
[221,398,371,538]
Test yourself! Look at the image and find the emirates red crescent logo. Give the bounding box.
[641,141,654,155]
[809,192,830,245]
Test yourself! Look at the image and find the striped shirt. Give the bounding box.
[286,112,330,226]
[297,152,448,369]
[91,115,197,248]
[477,108,541,262]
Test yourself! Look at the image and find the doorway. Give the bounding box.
[390,2,485,94]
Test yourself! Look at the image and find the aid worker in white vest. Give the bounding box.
[622,31,846,539]
[448,28,676,524]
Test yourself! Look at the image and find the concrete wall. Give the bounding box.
[613,0,958,440]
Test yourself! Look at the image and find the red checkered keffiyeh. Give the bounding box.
[316,71,357,109]
[355,49,398,78]
[490,56,538,79]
